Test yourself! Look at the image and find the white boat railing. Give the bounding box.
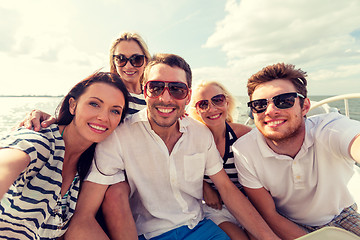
[309,93,360,118]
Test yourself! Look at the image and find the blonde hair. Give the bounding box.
[109,32,151,85]
[188,80,236,123]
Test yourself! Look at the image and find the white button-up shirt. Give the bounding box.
[86,109,223,238]
[233,112,360,226]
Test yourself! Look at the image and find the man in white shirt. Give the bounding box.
[65,54,279,240]
[233,62,360,239]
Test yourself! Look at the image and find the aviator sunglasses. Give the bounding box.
[248,92,305,113]
[113,54,145,67]
[144,81,189,100]
[195,94,226,112]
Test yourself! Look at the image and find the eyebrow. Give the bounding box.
[90,97,123,109]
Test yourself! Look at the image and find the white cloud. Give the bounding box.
[0,0,107,95]
[200,0,360,95]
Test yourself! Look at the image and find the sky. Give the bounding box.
[1,0,360,97]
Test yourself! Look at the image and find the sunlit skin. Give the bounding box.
[251,79,310,154]
[193,85,228,129]
[145,64,191,133]
[64,82,125,147]
[114,40,146,94]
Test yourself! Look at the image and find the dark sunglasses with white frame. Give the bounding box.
[248,92,305,114]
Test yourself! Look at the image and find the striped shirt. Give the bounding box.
[0,124,80,240]
[127,92,146,115]
[204,122,241,189]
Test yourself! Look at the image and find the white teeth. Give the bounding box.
[267,120,283,126]
[209,114,221,119]
[124,71,135,75]
[90,124,106,131]
[158,108,173,113]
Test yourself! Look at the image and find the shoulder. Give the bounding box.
[233,128,258,149]
[184,116,211,132]
[227,122,252,138]
[1,124,60,147]
[1,124,61,162]
[307,112,360,133]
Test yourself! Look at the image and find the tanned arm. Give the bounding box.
[244,186,307,240]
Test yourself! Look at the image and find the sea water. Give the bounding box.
[0,96,62,134]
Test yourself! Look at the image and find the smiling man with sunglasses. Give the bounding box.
[67,53,279,240]
[233,63,360,239]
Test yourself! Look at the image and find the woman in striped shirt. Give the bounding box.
[188,81,252,240]
[0,72,129,240]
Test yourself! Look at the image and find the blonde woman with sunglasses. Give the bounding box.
[109,32,151,115]
[188,81,253,240]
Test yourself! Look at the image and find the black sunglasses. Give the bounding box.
[248,92,305,113]
[144,81,189,100]
[195,94,226,112]
[113,54,145,67]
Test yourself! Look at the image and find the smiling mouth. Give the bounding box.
[266,120,285,126]
[89,123,107,132]
[207,113,222,120]
[157,107,174,114]
[124,71,136,75]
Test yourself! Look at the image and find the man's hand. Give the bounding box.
[15,110,56,132]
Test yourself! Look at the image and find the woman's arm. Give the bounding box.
[203,180,222,210]
[0,148,30,199]
[64,181,110,240]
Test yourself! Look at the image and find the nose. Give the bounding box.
[123,60,132,68]
[158,87,172,102]
[207,101,217,111]
[97,108,110,122]
[264,100,279,115]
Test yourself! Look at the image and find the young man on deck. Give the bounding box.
[233,62,360,239]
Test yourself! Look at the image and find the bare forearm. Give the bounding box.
[350,134,360,163]
[263,214,307,240]
[222,189,280,240]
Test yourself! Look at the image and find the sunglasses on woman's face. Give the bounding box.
[113,54,145,67]
[144,81,189,100]
[247,92,305,114]
[195,94,226,112]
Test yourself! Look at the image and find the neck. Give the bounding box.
[149,119,182,154]
[265,123,306,158]
[125,81,142,94]
[207,121,227,157]
[60,124,92,162]
[208,121,226,143]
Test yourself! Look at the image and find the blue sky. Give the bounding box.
[1,0,360,96]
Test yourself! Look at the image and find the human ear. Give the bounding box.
[302,98,311,116]
[185,89,192,106]
[69,97,77,115]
